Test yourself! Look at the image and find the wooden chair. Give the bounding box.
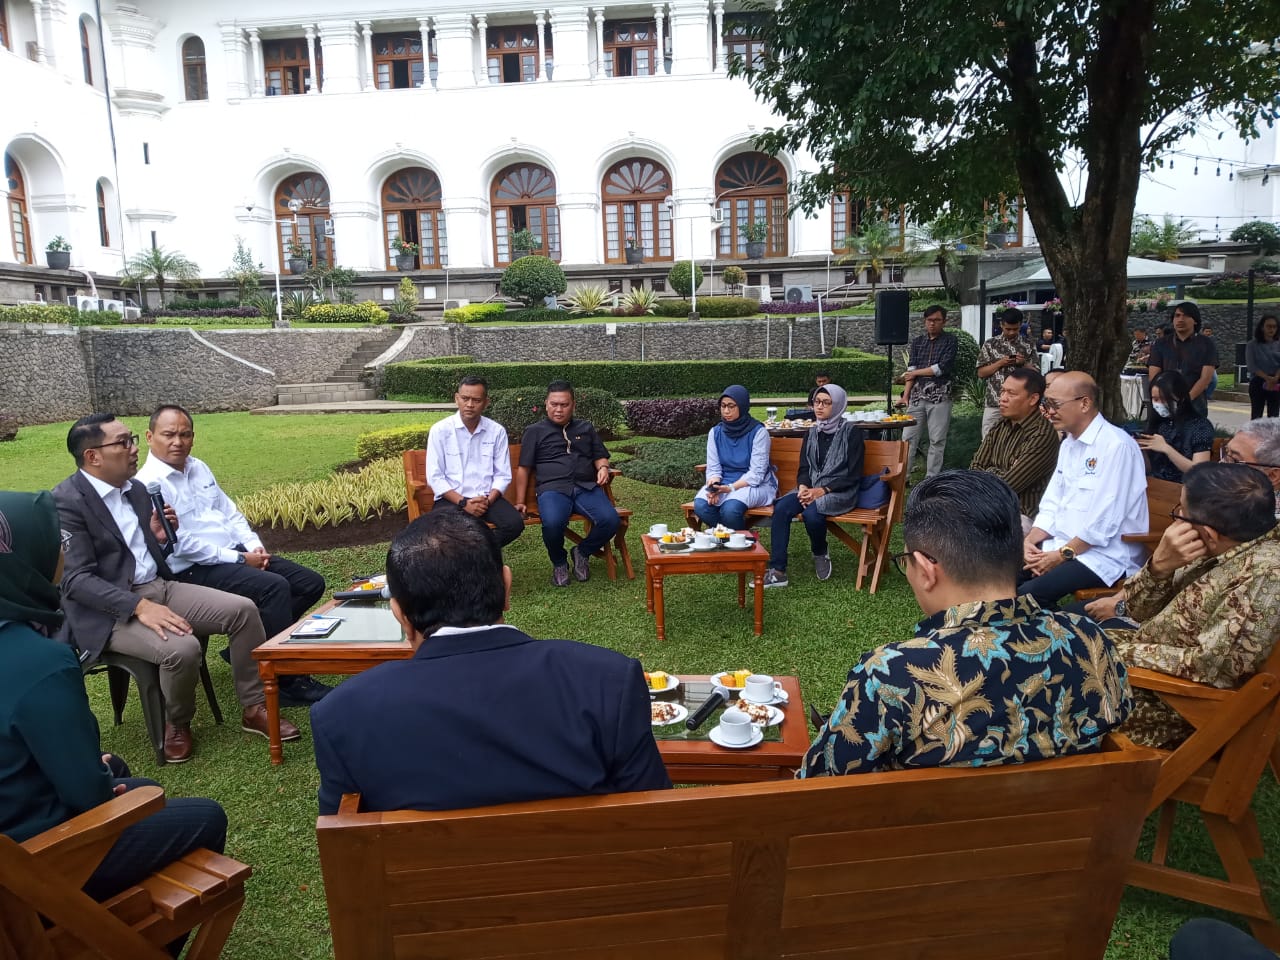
[0,786,249,959]
[1124,642,1280,948]
[317,739,1159,959]
[1073,476,1183,602]
[682,437,908,593]
[403,445,634,580]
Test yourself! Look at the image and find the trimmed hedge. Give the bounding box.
[507,306,570,323]
[161,298,244,311]
[417,354,474,365]
[652,296,759,318]
[624,398,720,438]
[488,386,625,439]
[146,307,260,319]
[302,302,389,324]
[618,436,706,488]
[385,355,888,401]
[0,305,122,325]
[355,424,430,461]
[444,303,506,323]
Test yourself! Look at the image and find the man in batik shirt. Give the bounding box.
[976,308,1038,438]
[899,305,958,479]
[800,470,1131,777]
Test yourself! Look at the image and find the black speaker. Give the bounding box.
[874,290,910,345]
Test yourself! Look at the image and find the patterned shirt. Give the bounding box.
[905,332,958,405]
[970,411,1061,517]
[799,596,1132,776]
[976,334,1038,408]
[1147,416,1214,483]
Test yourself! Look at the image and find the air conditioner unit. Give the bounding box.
[99,299,125,315]
[784,284,813,303]
[323,219,335,237]
[442,299,470,310]
[743,284,771,303]
[68,296,102,312]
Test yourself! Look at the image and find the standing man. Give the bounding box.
[1020,372,1148,607]
[1148,302,1218,417]
[515,380,620,586]
[899,305,957,479]
[54,414,299,763]
[1125,329,1152,371]
[136,404,331,707]
[976,307,1038,438]
[424,376,523,548]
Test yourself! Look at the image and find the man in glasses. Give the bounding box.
[53,413,300,763]
[1220,418,1280,517]
[1105,463,1280,749]
[1020,372,1148,608]
[799,470,1131,777]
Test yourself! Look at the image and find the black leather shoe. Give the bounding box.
[277,675,333,706]
[218,645,231,664]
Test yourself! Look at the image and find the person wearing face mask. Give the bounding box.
[1136,370,1215,482]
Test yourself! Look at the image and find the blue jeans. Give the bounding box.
[536,486,620,566]
[1170,918,1276,960]
[768,492,829,571]
[693,497,749,529]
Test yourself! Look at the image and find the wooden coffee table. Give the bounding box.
[641,534,768,641]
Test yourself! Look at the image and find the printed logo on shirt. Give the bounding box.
[1084,457,1098,475]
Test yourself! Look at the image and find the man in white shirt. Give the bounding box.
[136,404,330,707]
[424,376,523,547]
[1020,372,1148,608]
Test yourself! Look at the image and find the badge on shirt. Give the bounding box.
[1084,457,1098,475]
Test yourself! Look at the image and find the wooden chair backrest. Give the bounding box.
[1131,476,1184,546]
[317,744,1159,960]
[767,436,908,516]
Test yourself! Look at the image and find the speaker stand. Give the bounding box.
[885,342,894,410]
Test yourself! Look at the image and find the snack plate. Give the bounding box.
[645,673,680,694]
[650,703,689,726]
[657,541,694,554]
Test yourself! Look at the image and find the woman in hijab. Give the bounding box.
[763,384,865,587]
[0,490,226,905]
[693,385,777,529]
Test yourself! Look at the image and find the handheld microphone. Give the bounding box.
[686,684,730,731]
[144,482,179,547]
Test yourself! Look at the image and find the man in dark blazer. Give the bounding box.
[53,413,299,763]
[311,509,671,815]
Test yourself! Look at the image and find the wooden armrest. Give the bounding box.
[878,463,905,479]
[23,785,165,885]
[338,793,363,815]
[1124,667,1232,701]
[694,464,707,474]
[1122,532,1160,545]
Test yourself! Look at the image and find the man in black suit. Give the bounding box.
[311,509,671,815]
[53,413,300,763]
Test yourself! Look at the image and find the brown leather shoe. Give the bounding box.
[163,724,194,764]
[241,704,301,742]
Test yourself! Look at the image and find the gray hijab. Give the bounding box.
[815,384,848,434]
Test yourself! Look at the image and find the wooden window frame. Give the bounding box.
[721,13,767,72]
[983,195,1027,247]
[486,25,550,84]
[96,181,110,247]
[182,36,208,101]
[602,20,656,78]
[381,167,448,270]
[6,152,32,265]
[831,194,906,253]
[600,158,673,264]
[0,2,10,52]
[372,32,436,90]
[274,172,332,269]
[490,163,559,266]
[80,18,93,85]
[263,38,321,96]
[714,152,789,259]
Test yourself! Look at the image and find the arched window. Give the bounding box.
[275,172,332,269]
[5,152,32,264]
[601,159,672,263]
[80,18,93,85]
[182,36,208,101]
[96,181,110,247]
[715,152,788,258]
[490,163,559,265]
[382,167,447,270]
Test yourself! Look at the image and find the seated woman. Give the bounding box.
[1136,370,1214,482]
[693,385,777,529]
[763,384,864,587]
[0,490,226,904]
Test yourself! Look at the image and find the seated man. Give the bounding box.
[969,366,1060,534]
[786,370,833,419]
[54,414,299,763]
[310,509,670,814]
[424,375,523,548]
[1105,463,1280,749]
[1220,417,1280,512]
[800,470,1131,776]
[514,380,620,586]
[136,404,331,707]
[1020,372,1148,607]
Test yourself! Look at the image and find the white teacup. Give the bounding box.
[743,674,782,704]
[717,708,753,745]
[694,532,714,549]
[765,406,778,419]
[649,523,668,538]
[728,533,748,548]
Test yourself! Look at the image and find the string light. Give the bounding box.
[1194,162,1199,175]
[1216,165,1221,176]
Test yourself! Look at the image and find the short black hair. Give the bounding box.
[458,375,488,393]
[1003,366,1046,400]
[903,470,1022,587]
[1184,462,1277,543]
[1254,314,1279,342]
[67,413,117,466]
[814,369,831,379]
[149,403,194,432]
[1147,370,1195,431]
[1172,301,1202,329]
[546,379,573,398]
[998,307,1023,326]
[923,305,948,320]
[386,510,505,637]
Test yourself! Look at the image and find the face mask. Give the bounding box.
[1152,402,1171,418]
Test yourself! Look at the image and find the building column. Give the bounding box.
[653,4,665,75]
[714,2,726,72]
[442,198,489,268]
[558,195,601,264]
[474,15,488,84]
[668,0,710,75]
[548,6,589,82]
[220,23,249,98]
[418,18,432,87]
[29,0,48,63]
[248,28,264,96]
[433,14,476,89]
[305,25,320,93]
[593,8,604,77]
[317,20,359,94]
[534,11,546,81]
[360,20,374,90]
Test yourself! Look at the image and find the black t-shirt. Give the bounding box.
[519,417,609,496]
[1150,334,1219,413]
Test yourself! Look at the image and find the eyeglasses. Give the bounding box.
[1039,396,1087,413]
[719,402,739,410]
[1218,446,1279,469]
[88,433,139,452]
[1170,506,1216,530]
[891,549,938,577]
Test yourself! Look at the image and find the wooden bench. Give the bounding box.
[403,444,634,580]
[1073,475,1182,601]
[317,739,1159,959]
[681,437,907,593]
[0,786,249,959]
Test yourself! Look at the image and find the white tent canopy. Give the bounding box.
[981,256,1216,295]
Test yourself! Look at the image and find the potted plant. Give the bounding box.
[392,236,418,272]
[722,264,747,294]
[624,235,644,265]
[510,228,541,260]
[285,237,310,274]
[743,220,769,259]
[985,213,1017,248]
[45,236,72,270]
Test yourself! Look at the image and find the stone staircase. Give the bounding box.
[274,330,401,406]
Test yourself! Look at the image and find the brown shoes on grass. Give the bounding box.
[163,723,194,763]
[241,704,301,742]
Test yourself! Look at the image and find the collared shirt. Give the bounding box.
[976,334,1037,407]
[1032,415,1148,586]
[969,411,1061,517]
[1149,334,1218,414]
[1147,416,1214,483]
[906,332,958,404]
[135,455,258,574]
[78,470,156,585]
[425,414,511,502]
[519,417,609,497]
[799,596,1132,776]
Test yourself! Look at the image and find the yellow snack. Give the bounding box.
[646,671,669,690]
[661,534,674,543]
[733,669,751,687]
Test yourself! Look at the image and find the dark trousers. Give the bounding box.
[176,549,325,640]
[768,492,829,571]
[1169,918,1277,960]
[536,486,620,566]
[1250,376,1280,420]
[437,496,525,548]
[1017,559,1106,609]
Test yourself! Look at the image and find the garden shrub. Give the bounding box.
[507,306,569,323]
[418,354,474,365]
[624,398,720,438]
[500,256,567,306]
[941,408,983,471]
[148,307,261,319]
[0,305,122,325]
[1191,274,1280,300]
[237,457,405,531]
[302,302,389,324]
[667,261,704,298]
[760,300,821,315]
[951,329,982,404]
[151,315,267,327]
[0,413,18,442]
[487,386,625,440]
[443,302,506,323]
[158,298,245,312]
[651,296,759,318]
[617,436,706,488]
[355,425,430,461]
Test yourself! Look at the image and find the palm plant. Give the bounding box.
[567,284,609,316]
[837,220,900,295]
[1130,215,1199,262]
[123,246,201,307]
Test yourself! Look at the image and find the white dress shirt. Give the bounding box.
[135,454,261,574]
[1032,414,1149,586]
[79,470,157,585]
[425,414,511,501]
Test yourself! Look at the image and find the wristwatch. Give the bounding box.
[1114,600,1128,618]
[234,553,246,565]
[1059,546,1076,561]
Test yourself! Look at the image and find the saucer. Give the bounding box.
[724,541,754,551]
[709,725,764,749]
[741,690,790,706]
[691,542,718,552]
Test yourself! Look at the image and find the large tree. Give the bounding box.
[742,1,1280,417]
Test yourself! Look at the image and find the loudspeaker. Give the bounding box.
[874,290,910,345]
